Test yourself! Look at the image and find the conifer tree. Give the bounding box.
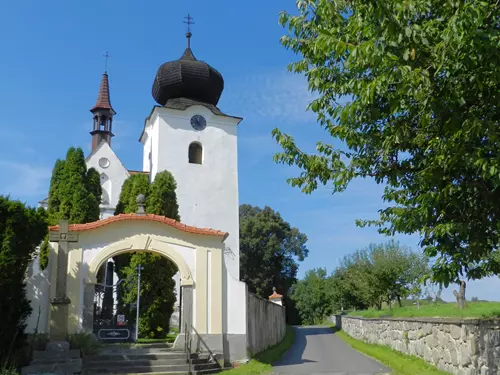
[40,147,102,269]
[114,170,179,338]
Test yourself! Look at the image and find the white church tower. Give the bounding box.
[140,30,243,279]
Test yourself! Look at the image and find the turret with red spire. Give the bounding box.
[90,71,116,152]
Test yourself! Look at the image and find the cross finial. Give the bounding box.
[103,51,111,73]
[183,14,195,48]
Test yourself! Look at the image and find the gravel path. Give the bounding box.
[272,326,391,375]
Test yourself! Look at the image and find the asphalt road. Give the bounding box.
[273,326,391,375]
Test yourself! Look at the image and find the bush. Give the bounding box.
[68,333,101,355]
[26,333,49,351]
[0,366,18,375]
[0,196,47,366]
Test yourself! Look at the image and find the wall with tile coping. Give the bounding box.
[247,292,286,355]
[334,315,500,375]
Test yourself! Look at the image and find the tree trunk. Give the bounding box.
[453,280,466,309]
[397,295,402,307]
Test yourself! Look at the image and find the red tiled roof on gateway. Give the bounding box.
[48,213,228,238]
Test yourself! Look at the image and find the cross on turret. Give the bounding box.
[183,14,195,48]
[103,51,111,73]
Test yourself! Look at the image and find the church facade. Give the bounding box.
[32,31,247,347]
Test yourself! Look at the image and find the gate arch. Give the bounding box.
[81,235,196,336]
[87,235,194,286]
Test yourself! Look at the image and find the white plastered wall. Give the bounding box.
[142,106,241,282]
[85,141,131,218]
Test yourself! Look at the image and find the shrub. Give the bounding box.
[68,333,101,355]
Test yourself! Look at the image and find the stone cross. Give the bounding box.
[48,219,78,340]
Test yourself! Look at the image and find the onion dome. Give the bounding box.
[152,33,224,106]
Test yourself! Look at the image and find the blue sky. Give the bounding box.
[1,0,498,301]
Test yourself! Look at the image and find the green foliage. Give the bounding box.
[114,174,150,215]
[68,332,101,355]
[26,333,49,351]
[239,204,308,321]
[114,170,180,338]
[332,241,430,311]
[0,196,47,366]
[148,172,180,221]
[40,147,102,269]
[118,253,177,338]
[0,366,18,375]
[274,0,500,285]
[291,268,334,325]
[292,241,429,323]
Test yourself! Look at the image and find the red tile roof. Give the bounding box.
[91,73,115,112]
[48,214,228,239]
[128,170,150,176]
[269,288,283,300]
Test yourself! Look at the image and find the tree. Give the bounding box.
[114,170,179,338]
[40,147,102,269]
[114,174,150,216]
[273,1,500,286]
[290,268,333,325]
[0,196,47,366]
[148,172,180,221]
[118,253,177,338]
[328,241,428,310]
[239,204,308,298]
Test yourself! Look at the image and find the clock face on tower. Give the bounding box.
[190,115,207,131]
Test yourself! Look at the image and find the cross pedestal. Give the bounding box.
[48,220,79,341]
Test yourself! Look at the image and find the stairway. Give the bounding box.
[82,343,222,375]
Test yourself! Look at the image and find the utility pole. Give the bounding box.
[135,264,144,342]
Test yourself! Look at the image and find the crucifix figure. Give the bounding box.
[48,219,79,340]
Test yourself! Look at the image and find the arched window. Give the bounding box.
[188,142,203,165]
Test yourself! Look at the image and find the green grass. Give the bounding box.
[137,333,177,344]
[348,301,500,319]
[332,327,450,375]
[222,325,295,375]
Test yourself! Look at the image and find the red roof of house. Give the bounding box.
[48,213,228,239]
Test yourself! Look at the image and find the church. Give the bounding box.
[24,26,286,364]
[35,29,242,329]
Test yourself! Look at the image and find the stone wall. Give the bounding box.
[246,292,286,355]
[336,315,500,375]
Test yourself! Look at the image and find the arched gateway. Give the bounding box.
[45,213,231,353]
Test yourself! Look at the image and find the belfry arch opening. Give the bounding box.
[188,142,203,164]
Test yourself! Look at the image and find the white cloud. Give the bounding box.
[0,160,51,202]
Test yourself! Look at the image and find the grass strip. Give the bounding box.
[223,325,295,374]
[332,327,450,375]
[347,302,500,319]
[137,333,177,344]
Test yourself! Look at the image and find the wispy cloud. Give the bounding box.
[224,70,319,125]
[0,160,51,201]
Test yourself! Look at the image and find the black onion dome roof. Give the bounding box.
[152,47,224,107]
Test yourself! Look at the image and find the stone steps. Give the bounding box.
[84,363,219,375]
[83,346,221,375]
